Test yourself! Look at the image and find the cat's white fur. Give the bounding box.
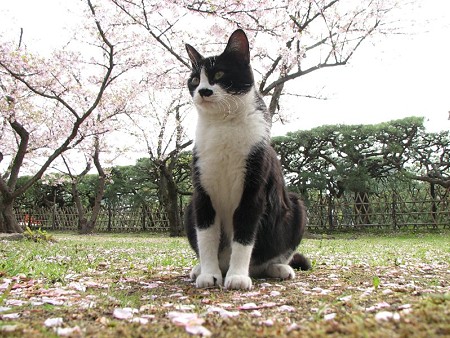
[192,69,268,289]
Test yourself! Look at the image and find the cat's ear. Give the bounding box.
[185,44,203,68]
[224,29,250,64]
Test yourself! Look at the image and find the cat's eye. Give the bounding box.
[191,77,200,86]
[214,71,224,81]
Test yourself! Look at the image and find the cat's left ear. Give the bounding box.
[186,44,203,68]
[224,29,250,64]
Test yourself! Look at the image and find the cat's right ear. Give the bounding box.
[186,44,203,68]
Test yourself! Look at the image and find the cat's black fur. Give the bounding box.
[184,29,310,290]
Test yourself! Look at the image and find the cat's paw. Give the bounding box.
[189,264,201,281]
[224,275,253,290]
[195,273,223,288]
[266,264,296,280]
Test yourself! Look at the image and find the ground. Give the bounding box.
[0,231,449,337]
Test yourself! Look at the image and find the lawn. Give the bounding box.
[0,231,449,337]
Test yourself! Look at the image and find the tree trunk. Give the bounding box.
[79,171,105,234]
[158,167,183,237]
[0,197,23,233]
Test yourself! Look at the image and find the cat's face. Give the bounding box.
[186,29,254,117]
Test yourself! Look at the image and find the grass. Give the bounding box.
[0,231,449,337]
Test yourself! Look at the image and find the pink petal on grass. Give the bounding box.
[2,313,20,319]
[287,323,301,332]
[168,311,204,326]
[206,306,240,318]
[239,303,258,310]
[113,308,138,320]
[185,325,212,337]
[55,326,82,336]
[324,313,336,321]
[261,319,274,326]
[278,305,296,313]
[375,311,400,322]
[68,282,86,292]
[44,317,63,327]
[168,312,211,337]
[250,310,262,317]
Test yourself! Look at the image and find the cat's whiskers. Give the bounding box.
[214,84,253,119]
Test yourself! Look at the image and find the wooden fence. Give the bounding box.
[307,193,450,230]
[15,206,171,232]
[14,190,449,232]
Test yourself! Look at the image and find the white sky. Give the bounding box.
[1,0,449,139]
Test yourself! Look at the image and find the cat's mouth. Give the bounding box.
[195,96,216,106]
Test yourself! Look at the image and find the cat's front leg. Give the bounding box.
[196,220,223,288]
[224,242,253,290]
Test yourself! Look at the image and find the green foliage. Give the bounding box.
[372,276,381,290]
[273,116,431,197]
[23,227,55,243]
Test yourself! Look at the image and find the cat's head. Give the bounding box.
[185,29,255,117]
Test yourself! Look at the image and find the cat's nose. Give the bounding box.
[198,88,213,97]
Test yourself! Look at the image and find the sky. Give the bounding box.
[1,0,449,140]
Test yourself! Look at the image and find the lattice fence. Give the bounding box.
[14,186,450,232]
[15,207,170,232]
[307,187,450,230]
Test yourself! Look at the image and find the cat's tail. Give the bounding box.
[289,252,312,271]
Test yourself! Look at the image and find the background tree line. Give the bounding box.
[14,117,450,234]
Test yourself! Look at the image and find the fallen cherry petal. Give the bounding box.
[174,304,195,311]
[113,307,138,320]
[338,295,352,302]
[168,311,204,327]
[55,326,82,336]
[68,282,86,292]
[131,317,149,325]
[250,310,262,317]
[261,319,274,326]
[287,323,301,332]
[260,283,272,288]
[324,313,336,321]
[278,305,296,313]
[206,306,240,318]
[240,303,258,310]
[2,313,20,319]
[242,291,260,298]
[375,311,400,322]
[6,299,27,307]
[44,317,63,327]
[0,282,10,291]
[185,324,212,337]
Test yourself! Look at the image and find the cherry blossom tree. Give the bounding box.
[111,0,407,120]
[0,0,141,233]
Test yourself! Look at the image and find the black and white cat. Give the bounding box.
[184,29,310,290]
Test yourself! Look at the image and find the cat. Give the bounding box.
[184,29,310,290]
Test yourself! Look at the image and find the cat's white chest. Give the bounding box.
[195,112,267,225]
